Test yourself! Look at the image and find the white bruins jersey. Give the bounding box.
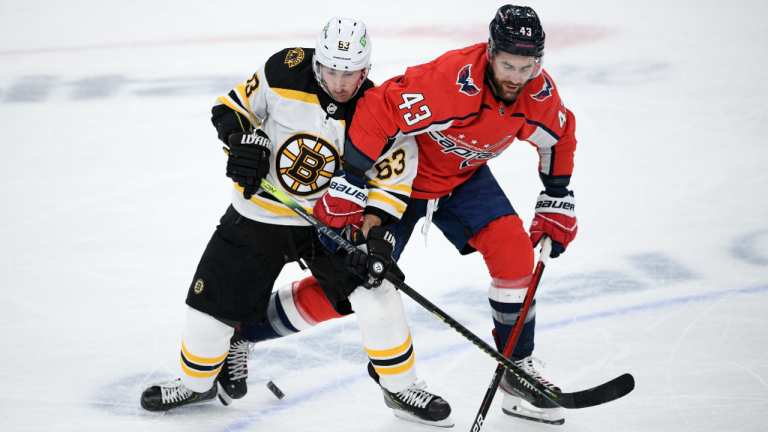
[214,47,418,226]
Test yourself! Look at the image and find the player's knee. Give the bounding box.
[185,307,234,341]
[348,281,404,328]
[469,215,534,280]
[294,277,343,323]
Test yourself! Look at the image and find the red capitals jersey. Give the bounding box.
[347,43,577,199]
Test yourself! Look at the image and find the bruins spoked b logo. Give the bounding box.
[277,133,339,196]
[193,278,204,294]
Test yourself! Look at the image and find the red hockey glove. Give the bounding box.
[529,188,577,258]
[313,170,368,229]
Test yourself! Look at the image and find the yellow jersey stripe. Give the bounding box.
[180,358,223,378]
[367,180,413,194]
[181,341,228,365]
[235,84,260,126]
[373,353,416,376]
[235,184,314,216]
[368,191,406,214]
[365,333,412,358]
[217,97,250,122]
[272,88,321,105]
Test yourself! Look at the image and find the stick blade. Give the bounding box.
[560,373,635,409]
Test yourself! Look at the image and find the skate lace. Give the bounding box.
[396,381,434,409]
[515,357,559,391]
[143,379,193,404]
[420,198,440,246]
[228,340,254,380]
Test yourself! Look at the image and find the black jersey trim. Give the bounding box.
[404,110,481,136]
[510,113,560,140]
[540,172,571,188]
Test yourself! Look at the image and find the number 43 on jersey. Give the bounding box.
[398,93,432,126]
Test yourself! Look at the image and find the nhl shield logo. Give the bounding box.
[285,48,305,68]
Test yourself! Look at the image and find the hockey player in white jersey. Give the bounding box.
[140,17,452,426]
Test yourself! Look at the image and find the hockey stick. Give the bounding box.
[258,178,635,409]
[470,237,551,431]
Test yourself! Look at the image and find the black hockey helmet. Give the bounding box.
[488,5,546,58]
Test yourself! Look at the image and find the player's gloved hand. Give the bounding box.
[345,226,396,289]
[313,170,368,229]
[224,129,272,200]
[529,187,578,258]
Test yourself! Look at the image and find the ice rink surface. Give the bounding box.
[2,0,767,430]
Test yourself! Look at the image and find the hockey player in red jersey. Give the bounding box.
[312,4,578,425]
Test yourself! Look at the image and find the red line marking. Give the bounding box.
[0,24,612,57]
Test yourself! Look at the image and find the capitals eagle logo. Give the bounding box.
[530,74,554,101]
[456,64,481,96]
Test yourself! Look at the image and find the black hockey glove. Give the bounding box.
[346,226,397,289]
[225,129,272,200]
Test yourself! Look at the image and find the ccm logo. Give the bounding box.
[536,200,575,211]
[329,181,368,203]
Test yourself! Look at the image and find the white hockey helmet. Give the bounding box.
[313,17,372,100]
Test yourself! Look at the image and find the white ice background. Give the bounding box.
[1,1,767,431]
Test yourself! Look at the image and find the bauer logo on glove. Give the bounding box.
[313,170,368,229]
[328,178,368,206]
[529,188,578,258]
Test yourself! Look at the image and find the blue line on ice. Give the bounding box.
[218,284,768,431]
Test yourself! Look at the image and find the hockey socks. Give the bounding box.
[488,276,537,357]
[240,278,343,343]
[180,307,233,393]
[350,279,417,392]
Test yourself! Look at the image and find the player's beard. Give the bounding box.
[487,67,529,103]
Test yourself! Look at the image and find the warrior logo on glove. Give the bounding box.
[225,129,272,200]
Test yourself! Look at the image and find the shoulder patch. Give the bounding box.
[265,48,316,93]
[456,64,481,96]
[285,48,305,68]
[530,74,554,102]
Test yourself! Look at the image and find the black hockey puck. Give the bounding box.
[267,381,284,399]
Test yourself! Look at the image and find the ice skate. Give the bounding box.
[216,327,252,405]
[499,356,565,425]
[369,362,454,428]
[140,378,217,412]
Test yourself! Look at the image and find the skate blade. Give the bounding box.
[217,382,233,406]
[503,407,565,425]
[392,410,454,428]
[501,406,565,425]
[501,394,564,425]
